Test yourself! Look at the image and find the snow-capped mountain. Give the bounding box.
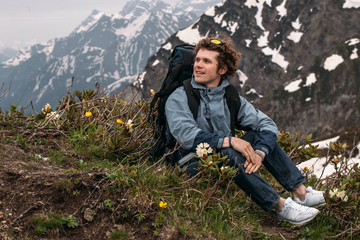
[0,47,17,63]
[0,0,221,113]
[132,0,360,138]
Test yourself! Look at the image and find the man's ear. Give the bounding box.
[219,65,228,75]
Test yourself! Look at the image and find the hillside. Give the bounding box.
[1,88,359,239]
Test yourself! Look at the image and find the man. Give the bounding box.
[165,37,325,225]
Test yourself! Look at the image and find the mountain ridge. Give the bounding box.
[0,0,221,113]
[129,0,360,138]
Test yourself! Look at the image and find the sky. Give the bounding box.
[0,0,178,51]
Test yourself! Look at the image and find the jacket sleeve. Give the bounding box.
[237,96,278,155]
[165,87,223,151]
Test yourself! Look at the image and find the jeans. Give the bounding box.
[182,131,305,212]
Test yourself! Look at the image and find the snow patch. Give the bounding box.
[345,38,360,45]
[350,47,359,59]
[245,39,252,47]
[287,31,303,43]
[245,0,272,30]
[276,0,287,20]
[3,46,32,67]
[246,88,263,97]
[214,12,226,24]
[295,135,360,179]
[291,17,302,30]
[134,71,147,89]
[257,31,269,47]
[162,42,172,51]
[343,0,360,8]
[152,60,160,66]
[114,12,150,39]
[227,21,239,35]
[297,157,360,179]
[262,46,289,72]
[105,75,137,94]
[204,6,216,16]
[176,25,202,45]
[324,54,344,71]
[313,136,340,149]
[284,79,302,92]
[237,70,248,88]
[304,73,317,87]
[86,72,101,83]
[75,11,104,33]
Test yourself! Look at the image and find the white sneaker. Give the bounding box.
[294,186,326,207]
[277,197,320,225]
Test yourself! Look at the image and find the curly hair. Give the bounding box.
[193,37,241,80]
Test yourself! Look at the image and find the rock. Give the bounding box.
[84,208,96,222]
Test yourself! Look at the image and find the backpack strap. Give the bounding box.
[183,78,200,120]
[183,78,241,135]
[224,84,241,136]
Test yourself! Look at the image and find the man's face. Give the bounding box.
[193,48,227,88]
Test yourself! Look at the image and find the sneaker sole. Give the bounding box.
[277,210,320,225]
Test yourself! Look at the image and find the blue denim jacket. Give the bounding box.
[165,77,278,157]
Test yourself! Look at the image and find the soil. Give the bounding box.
[0,126,160,240]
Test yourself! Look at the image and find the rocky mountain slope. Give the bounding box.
[0,0,220,113]
[131,0,360,138]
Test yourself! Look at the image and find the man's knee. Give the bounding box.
[220,148,245,168]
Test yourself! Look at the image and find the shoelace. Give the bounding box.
[286,200,310,213]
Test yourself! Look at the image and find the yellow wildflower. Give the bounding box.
[85,112,92,117]
[41,103,52,115]
[304,166,309,171]
[117,119,123,124]
[159,201,167,208]
[150,89,155,96]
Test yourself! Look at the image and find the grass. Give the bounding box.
[31,212,78,235]
[0,88,359,239]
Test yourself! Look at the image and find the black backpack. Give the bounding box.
[148,44,241,164]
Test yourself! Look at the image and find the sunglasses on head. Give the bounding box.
[210,39,224,46]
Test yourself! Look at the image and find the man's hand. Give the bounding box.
[244,153,263,174]
[223,136,264,174]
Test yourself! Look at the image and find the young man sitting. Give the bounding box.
[165,37,325,225]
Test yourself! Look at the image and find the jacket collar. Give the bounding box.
[190,76,229,92]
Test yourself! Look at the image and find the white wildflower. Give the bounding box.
[220,166,229,174]
[329,188,338,198]
[196,142,213,158]
[46,111,60,120]
[330,188,349,202]
[336,190,348,202]
[126,119,134,132]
